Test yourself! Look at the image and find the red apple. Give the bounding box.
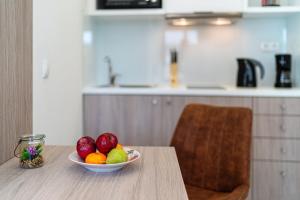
[96,133,118,154]
[76,136,96,160]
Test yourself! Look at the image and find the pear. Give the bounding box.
[106,148,128,164]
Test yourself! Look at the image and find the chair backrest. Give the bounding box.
[171,104,252,193]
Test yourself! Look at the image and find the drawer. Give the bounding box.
[253,138,300,161]
[253,115,300,138]
[253,161,300,200]
[254,98,300,115]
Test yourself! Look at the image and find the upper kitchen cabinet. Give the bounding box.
[165,0,244,13]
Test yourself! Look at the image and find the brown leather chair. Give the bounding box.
[171,104,252,200]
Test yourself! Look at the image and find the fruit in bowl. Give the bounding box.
[85,152,106,164]
[76,133,124,164]
[71,132,140,172]
[76,136,96,160]
[106,148,128,164]
[96,133,118,154]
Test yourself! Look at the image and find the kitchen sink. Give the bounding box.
[119,84,156,88]
[97,84,226,90]
[97,84,111,88]
[97,84,156,88]
[186,85,226,90]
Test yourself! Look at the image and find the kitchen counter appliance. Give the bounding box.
[237,58,265,87]
[97,0,162,9]
[275,54,292,88]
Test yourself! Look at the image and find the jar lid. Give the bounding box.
[19,134,46,141]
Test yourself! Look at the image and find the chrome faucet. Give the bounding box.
[104,56,119,87]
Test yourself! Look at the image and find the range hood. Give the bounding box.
[165,12,243,26]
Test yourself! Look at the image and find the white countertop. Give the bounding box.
[83,86,300,97]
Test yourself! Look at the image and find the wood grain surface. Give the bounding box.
[253,97,300,115]
[83,95,252,146]
[253,138,300,162]
[0,0,33,165]
[0,146,188,200]
[84,95,165,146]
[253,115,300,139]
[253,161,300,200]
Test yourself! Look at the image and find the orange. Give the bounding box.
[116,144,123,149]
[85,152,106,164]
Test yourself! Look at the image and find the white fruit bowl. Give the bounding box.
[68,147,141,173]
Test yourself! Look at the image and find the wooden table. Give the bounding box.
[0,146,188,200]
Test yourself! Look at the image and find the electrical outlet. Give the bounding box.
[260,42,269,51]
[260,42,280,52]
[270,42,280,51]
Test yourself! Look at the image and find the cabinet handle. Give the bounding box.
[152,99,158,105]
[280,124,287,132]
[280,103,287,112]
[280,147,287,154]
[280,170,287,178]
[166,98,172,105]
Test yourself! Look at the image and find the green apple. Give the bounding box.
[106,148,128,164]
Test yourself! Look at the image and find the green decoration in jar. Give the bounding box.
[14,134,46,169]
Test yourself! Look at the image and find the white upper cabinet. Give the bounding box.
[165,0,245,13]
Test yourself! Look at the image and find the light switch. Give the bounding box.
[41,60,49,79]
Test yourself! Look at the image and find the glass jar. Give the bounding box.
[14,134,46,169]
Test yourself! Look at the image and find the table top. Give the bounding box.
[0,146,188,200]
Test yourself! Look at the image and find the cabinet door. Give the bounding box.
[253,161,300,200]
[254,97,300,115]
[84,95,163,146]
[0,0,32,164]
[253,138,300,162]
[161,96,186,145]
[165,0,244,13]
[254,115,300,138]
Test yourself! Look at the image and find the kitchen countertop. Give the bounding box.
[0,146,188,200]
[83,86,300,97]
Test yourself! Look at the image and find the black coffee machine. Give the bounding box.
[275,54,292,88]
[237,58,265,87]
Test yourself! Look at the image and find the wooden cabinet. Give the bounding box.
[84,95,164,146]
[161,96,186,145]
[83,95,251,146]
[254,97,300,115]
[165,0,244,13]
[253,115,300,138]
[0,0,32,165]
[253,138,300,161]
[83,95,300,200]
[252,97,300,200]
[253,161,300,200]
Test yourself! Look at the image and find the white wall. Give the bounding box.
[287,14,300,87]
[33,0,83,145]
[92,16,165,86]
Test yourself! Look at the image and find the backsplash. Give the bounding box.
[84,16,296,87]
[92,17,165,86]
[165,18,287,87]
[287,14,300,87]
